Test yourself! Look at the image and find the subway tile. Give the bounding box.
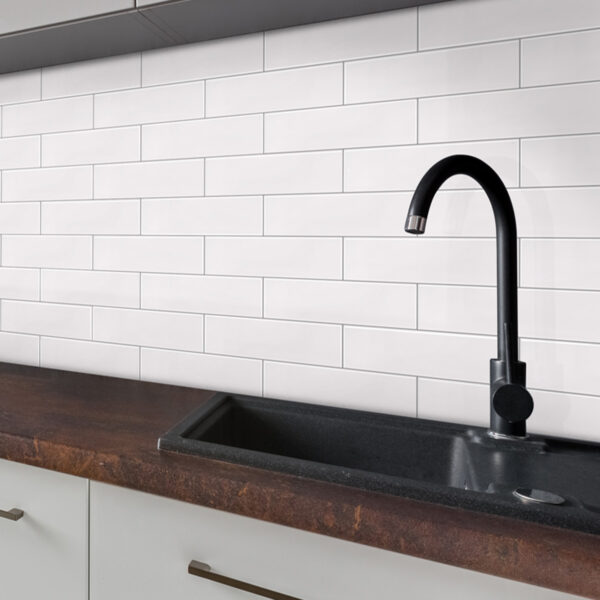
[418,0,600,49]
[345,42,518,104]
[42,54,140,99]
[205,316,342,367]
[94,159,204,199]
[265,101,416,152]
[41,337,139,379]
[3,235,91,269]
[42,270,139,308]
[345,327,494,382]
[94,81,205,127]
[521,134,600,187]
[522,29,600,87]
[206,64,343,117]
[42,127,140,166]
[345,238,496,285]
[0,332,39,366]
[0,136,40,169]
[206,237,341,279]
[42,200,140,234]
[2,166,92,202]
[0,268,40,301]
[0,69,40,104]
[264,362,417,415]
[141,348,262,396]
[142,33,263,86]
[522,338,600,397]
[345,140,518,191]
[265,10,416,69]
[142,115,262,160]
[418,285,495,335]
[94,236,203,274]
[93,307,204,352]
[264,279,416,328]
[206,151,342,195]
[142,196,262,235]
[521,239,600,291]
[141,274,262,317]
[0,203,40,233]
[419,82,600,143]
[2,96,93,136]
[2,300,91,339]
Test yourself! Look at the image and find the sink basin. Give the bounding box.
[159,393,600,535]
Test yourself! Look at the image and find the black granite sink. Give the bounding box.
[159,393,600,535]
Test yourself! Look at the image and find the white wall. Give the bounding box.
[0,0,599,442]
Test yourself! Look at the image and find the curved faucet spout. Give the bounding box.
[405,155,533,438]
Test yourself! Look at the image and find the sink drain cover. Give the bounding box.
[513,488,565,505]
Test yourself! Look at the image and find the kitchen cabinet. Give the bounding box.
[0,0,134,35]
[89,480,579,600]
[0,458,88,600]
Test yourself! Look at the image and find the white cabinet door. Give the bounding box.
[0,458,88,600]
[90,481,581,600]
[0,0,134,35]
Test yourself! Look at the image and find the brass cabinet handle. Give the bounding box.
[188,560,302,600]
[0,508,24,521]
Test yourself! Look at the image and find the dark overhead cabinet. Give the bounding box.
[0,0,449,73]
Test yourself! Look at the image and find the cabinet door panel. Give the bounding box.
[90,481,580,600]
[0,458,88,600]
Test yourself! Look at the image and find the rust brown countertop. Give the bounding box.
[0,362,597,598]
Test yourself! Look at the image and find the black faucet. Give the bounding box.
[405,155,533,438]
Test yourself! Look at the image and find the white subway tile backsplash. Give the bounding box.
[42,54,140,99]
[141,348,262,396]
[94,236,203,274]
[142,115,262,160]
[264,362,417,415]
[206,237,342,279]
[265,10,416,69]
[344,140,519,191]
[3,235,92,269]
[0,332,39,366]
[42,270,140,308]
[521,134,600,187]
[419,82,600,143]
[2,96,93,136]
[522,29,600,87]
[264,101,416,152]
[345,327,495,382]
[0,268,40,301]
[206,151,342,195]
[142,196,262,235]
[93,307,204,352]
[0,203,40,233]
[2,166,92,202]
[41,337,139,379]
[94,81,205,127]
[42,127,140,167]
[418,0,600,49]
[142,34,263,86]
[205,316,342,366]
[0,69,40,105]
[345,238,496,285]
[206,64,343,117]
[2,300,91,339]
[0,137,40,169]
[264,279,416,328]
[42,200,140,234]
[94,159,204,198]
[345,42,518,104]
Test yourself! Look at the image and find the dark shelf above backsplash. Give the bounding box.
[0,0,450,74]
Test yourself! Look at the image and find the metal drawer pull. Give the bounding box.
[0,508,24,521]
[188,560,302,600]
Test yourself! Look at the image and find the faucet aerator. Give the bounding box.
[405,215,427,234]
